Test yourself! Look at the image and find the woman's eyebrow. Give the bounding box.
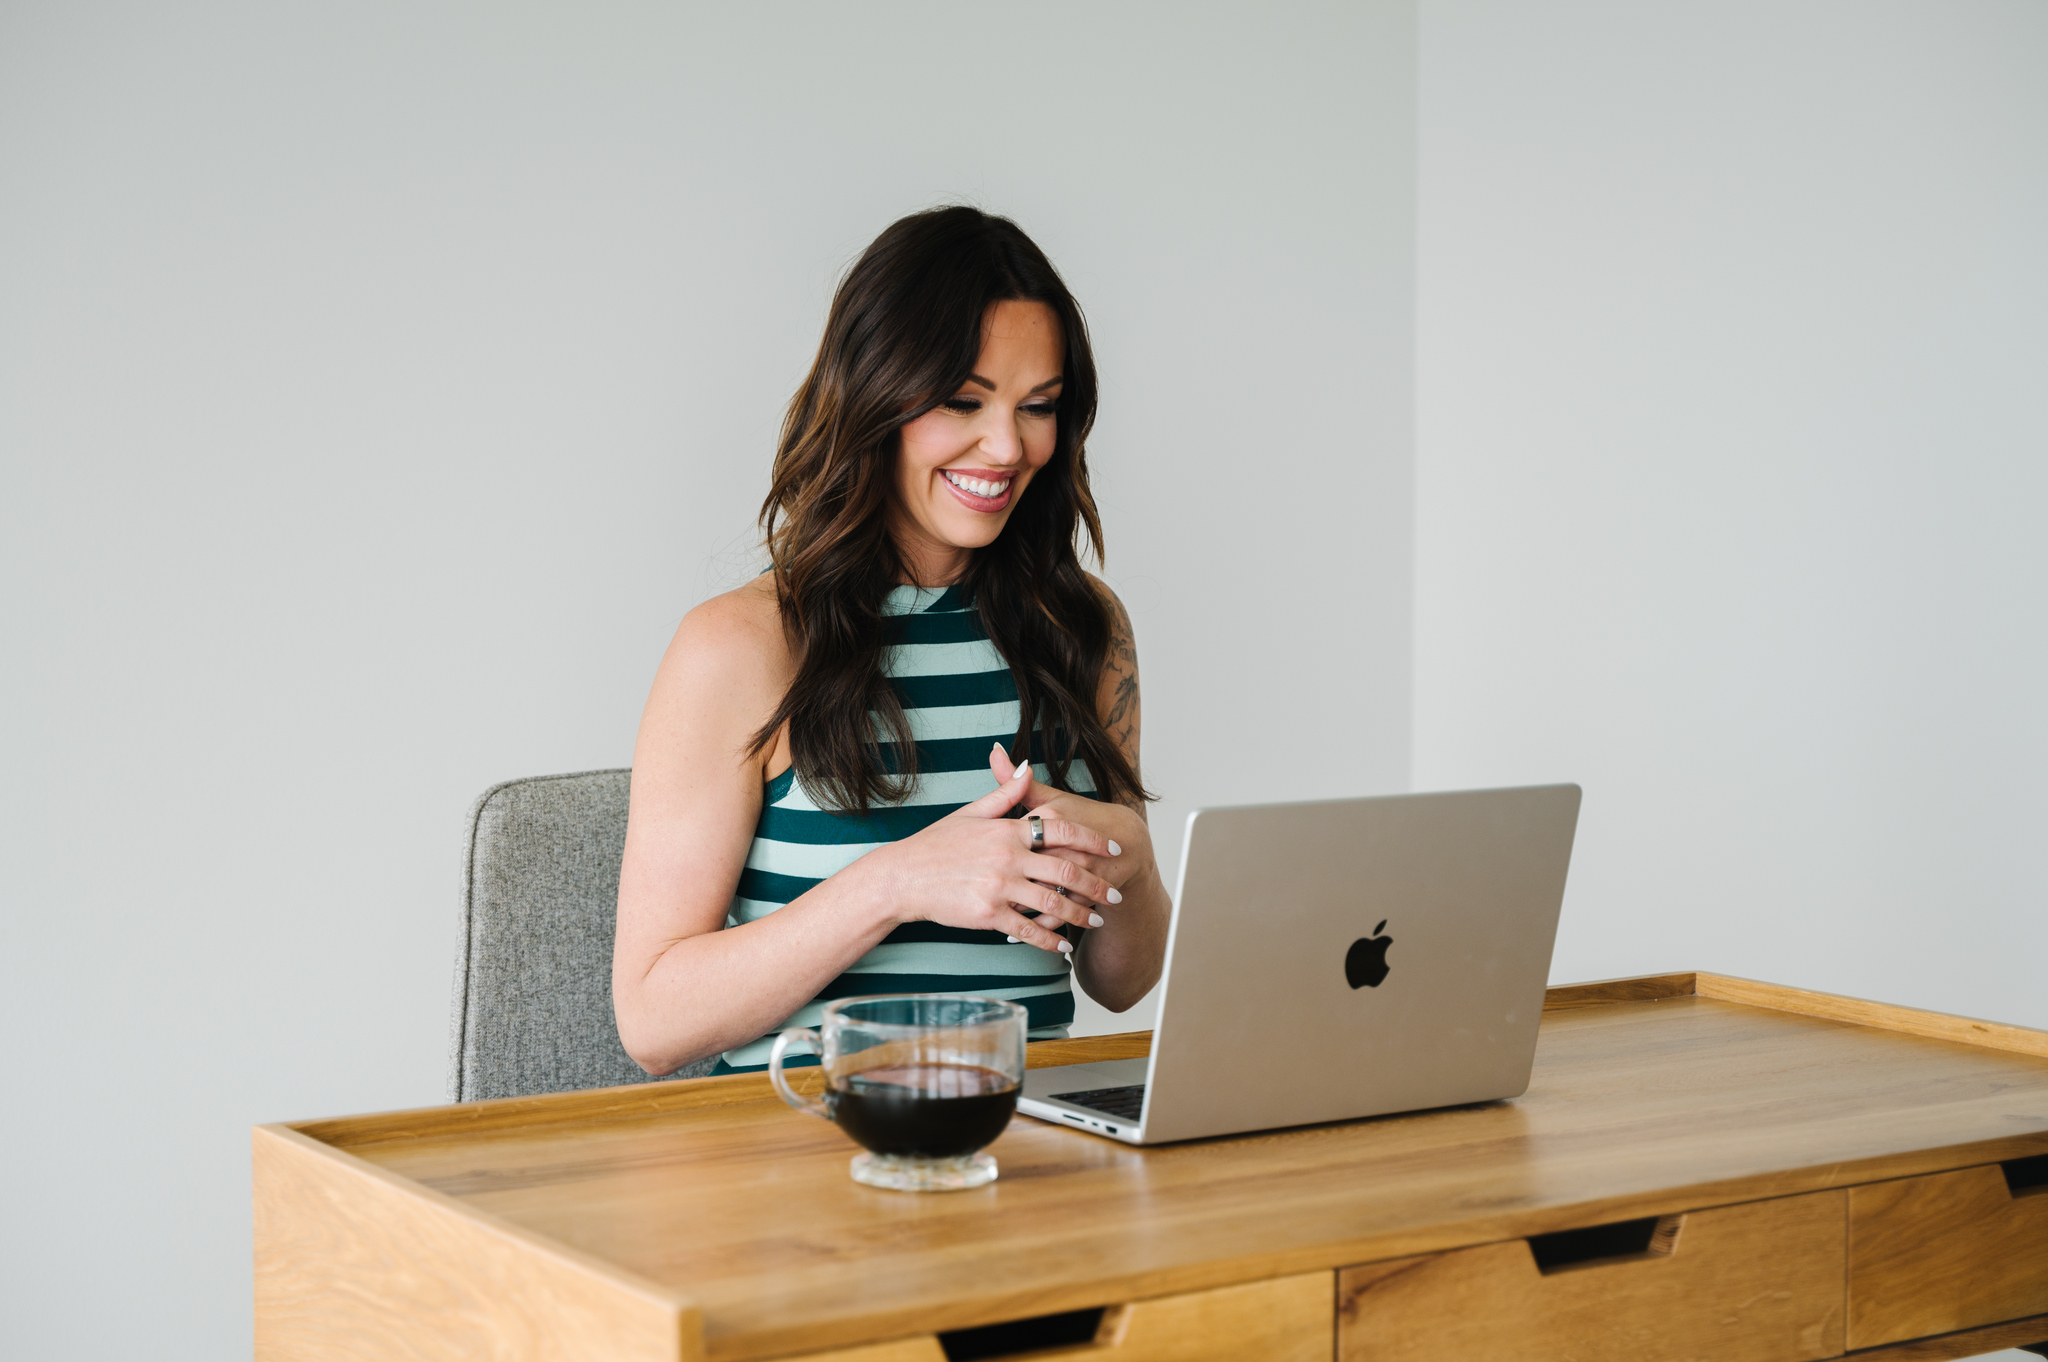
[962,373,1065,392]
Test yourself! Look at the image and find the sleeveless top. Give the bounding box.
[715,582,1095,1072]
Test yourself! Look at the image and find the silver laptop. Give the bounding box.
[1018,784,1581,1144]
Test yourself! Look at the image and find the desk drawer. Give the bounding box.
[785,1272,1333,1362]
[1337,1191,1845,1362]
[1847,1156,2048,1348]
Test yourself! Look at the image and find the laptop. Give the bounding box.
[1018,784,1582,1144]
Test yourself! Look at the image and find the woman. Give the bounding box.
[613,207,1168,1076]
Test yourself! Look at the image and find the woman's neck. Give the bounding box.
[890,527,972,589]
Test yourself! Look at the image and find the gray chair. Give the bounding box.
[447,768,716,1102]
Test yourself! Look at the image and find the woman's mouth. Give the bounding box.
[941,468,1016,512]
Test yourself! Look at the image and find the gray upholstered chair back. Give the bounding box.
[448,768,715,1101]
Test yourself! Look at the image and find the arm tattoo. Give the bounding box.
[1100,589,1143,803]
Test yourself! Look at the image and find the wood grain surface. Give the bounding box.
[253,1124,697,1362]
[1337,1191,1846,1362]
[1696,974,2048,1060]
[776,1339,945,1362]
[1841,1311,2048,1361]
[1847,1162,2048,1347]
[781,1273,1333,1362]
[1023,1030,1152,1071]
[1082,1272,1332,1361]
[1540,972,1700,1011]
[296,1032,1155,1152]
[294,990,2048,1361]
[773,1274,1332,1362]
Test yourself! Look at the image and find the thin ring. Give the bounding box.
[1027,815,1045,850]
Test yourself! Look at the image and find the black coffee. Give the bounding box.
[828,1063,1018,1158]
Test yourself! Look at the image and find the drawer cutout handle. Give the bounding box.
[940,1306,1110,1359]
[1529,1214,1685,1274]
[2003,1153,2048,1199]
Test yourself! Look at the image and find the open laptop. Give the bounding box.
[1018,784,1581,1144]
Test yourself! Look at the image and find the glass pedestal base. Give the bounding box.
[849,1151,998,1192]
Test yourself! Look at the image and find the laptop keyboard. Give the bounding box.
[1051,1084,1146,1122]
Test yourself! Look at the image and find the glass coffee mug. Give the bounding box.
[769,994,1027,1191]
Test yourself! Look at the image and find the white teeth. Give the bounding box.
[943,470,1009,499]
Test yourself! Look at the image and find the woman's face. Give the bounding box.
[890,298,1063,585]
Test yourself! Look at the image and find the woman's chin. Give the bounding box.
[929,510,1012,551]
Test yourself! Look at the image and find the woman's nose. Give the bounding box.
[977,414,1025,464]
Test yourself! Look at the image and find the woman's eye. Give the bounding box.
[941,398,982,414]
[1022,402,1058,418]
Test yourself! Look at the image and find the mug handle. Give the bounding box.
[768,1027,829,1119]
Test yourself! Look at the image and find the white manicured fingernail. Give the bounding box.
[1107,840,1122,856]
[1088,912,1104,928]
[1006,935,1020,943]
[1107,887,1123,904]
[1057,939,1073,953]
[1014,763,1032,783]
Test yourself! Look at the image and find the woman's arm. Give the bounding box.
[614,580,862,1073]
[613,580,1121,1076]
[995,581,1170,1013]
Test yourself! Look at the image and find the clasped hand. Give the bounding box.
[853,746,1150,956]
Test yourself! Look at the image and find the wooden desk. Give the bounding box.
[255,973,2048,1362]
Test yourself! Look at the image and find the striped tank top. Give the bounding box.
[716,582,1095,1072]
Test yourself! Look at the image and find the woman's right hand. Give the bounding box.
[852,764,1122,955]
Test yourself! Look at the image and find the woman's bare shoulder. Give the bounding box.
[675,575,787,665]
[1084,573,1137,645]
[644,576,792,747]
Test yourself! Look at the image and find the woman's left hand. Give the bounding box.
[987,744,1167,1011]
[987,745,1155,903]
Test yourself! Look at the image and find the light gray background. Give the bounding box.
[1,2,2041,1359]
[1,2,1415,1356]
[1415,0,2048,1032]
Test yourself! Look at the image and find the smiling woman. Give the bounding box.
[894,300,1064,564]
[613,208,1170,1077]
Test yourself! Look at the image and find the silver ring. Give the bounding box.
[1027,815,1045,850]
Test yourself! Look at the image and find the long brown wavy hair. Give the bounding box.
[751,206,1148,814]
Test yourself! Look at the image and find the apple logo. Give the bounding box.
[1345,920,1393,989]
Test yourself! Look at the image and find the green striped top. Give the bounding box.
[715,582,1093,1072]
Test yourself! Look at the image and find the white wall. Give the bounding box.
[15,1,2040,1356]
[1416,0,2048,1034]
[0,3,1416,1356]
[1414,11,2047,1345]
